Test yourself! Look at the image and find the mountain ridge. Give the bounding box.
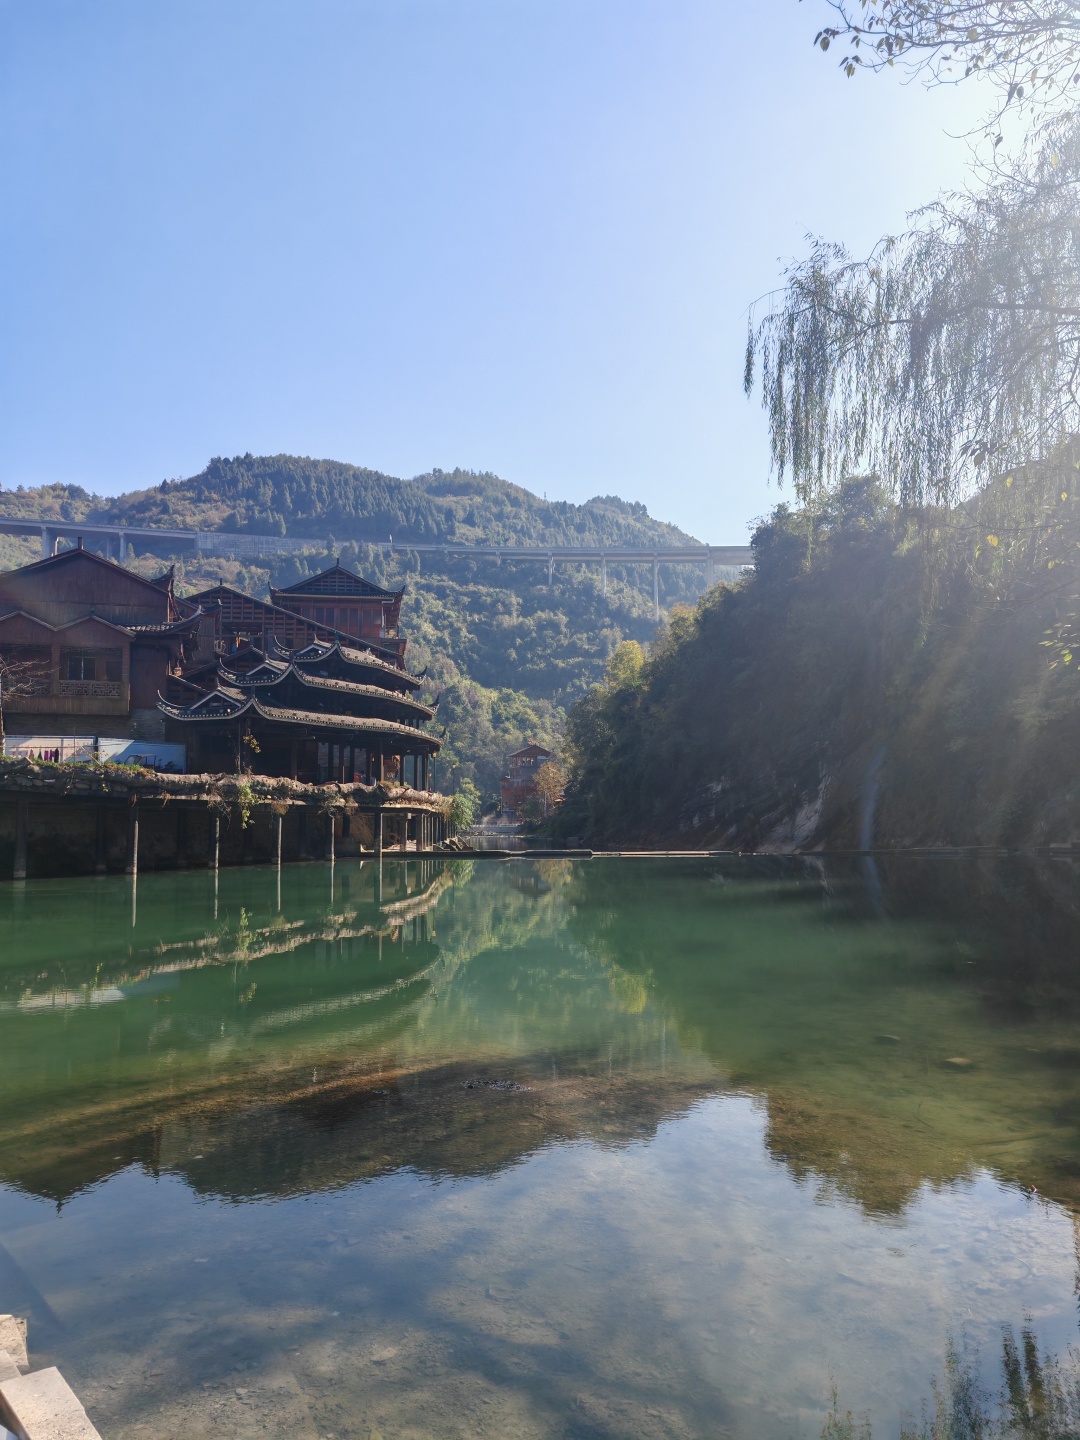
[0,454,701,551]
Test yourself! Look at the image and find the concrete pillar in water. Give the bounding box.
[95,806,108,875]
[211,812,220,870]
[326,812,336,864]
[275,811,283,867]
[13,799,28,880]
[401,812,410,853]
[125,804,139,876]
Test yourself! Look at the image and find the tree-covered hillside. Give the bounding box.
[0,453,696,549]
[554,464,1080,851]
[0,455,722,802]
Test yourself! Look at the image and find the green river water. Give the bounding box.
[2,855,1080,1439]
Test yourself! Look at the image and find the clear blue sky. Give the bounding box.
[0,0,989,540]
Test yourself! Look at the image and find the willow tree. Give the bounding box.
[744,113,1080,509]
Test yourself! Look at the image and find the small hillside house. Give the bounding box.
[500,742,553,818]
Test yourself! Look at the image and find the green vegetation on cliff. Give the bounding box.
[555,465,1080,850]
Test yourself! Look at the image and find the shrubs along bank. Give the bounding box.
[554,468,1080,852]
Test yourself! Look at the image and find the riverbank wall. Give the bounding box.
[0,759,452,880]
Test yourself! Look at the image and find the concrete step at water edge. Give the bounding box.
[0,1368,102,1440]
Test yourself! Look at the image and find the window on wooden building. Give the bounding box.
[62,648,123,682]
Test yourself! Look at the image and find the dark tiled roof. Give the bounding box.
[215,664,434,719]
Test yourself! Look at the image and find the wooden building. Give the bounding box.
[0,551,441,784]
[500,742,553,818]
[0,544,207,744]
[269,564,406,664]
[159,635,440,785]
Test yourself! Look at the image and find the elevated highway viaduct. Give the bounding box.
[0,518,752,621]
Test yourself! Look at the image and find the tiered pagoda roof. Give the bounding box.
[159,567,441,782]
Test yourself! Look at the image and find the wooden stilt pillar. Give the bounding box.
[211,812,220,870]
[374,808,383,859]
[125,803,139,876]
[13,799,28,881]
[95,805,108,875]
[275,811,284,867]
[401,812,410,854]
[326,812,335,863]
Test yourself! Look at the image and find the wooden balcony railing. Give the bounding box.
[58,680,124,699]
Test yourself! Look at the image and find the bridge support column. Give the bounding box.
[548,554,554,588]
[601,555,607,597]
[653,558,660,622]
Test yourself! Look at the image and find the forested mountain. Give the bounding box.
[0,453,695,549]
[0,455,719,801]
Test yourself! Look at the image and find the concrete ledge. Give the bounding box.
[0,1356,19,1385]
[0,1324,26,1375]
[0,1368,101,1440]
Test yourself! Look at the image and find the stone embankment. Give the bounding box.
[0,759,453,879]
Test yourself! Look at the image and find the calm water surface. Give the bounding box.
[2,856,1080,1439]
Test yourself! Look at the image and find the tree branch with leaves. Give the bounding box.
[815,0,1080,115]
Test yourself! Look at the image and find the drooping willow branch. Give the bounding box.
[744,113,1080,508]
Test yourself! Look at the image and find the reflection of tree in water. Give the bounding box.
[823,1327,1080,1439]
[564,857,1080,1215]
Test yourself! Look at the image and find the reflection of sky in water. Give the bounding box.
[1,1098,1076,1440]
[1,857,1080,1437]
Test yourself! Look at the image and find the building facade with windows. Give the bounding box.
[268,565,406,664]
[0,551,441,783]
[500,742,553,818]
[0,545,206,749]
